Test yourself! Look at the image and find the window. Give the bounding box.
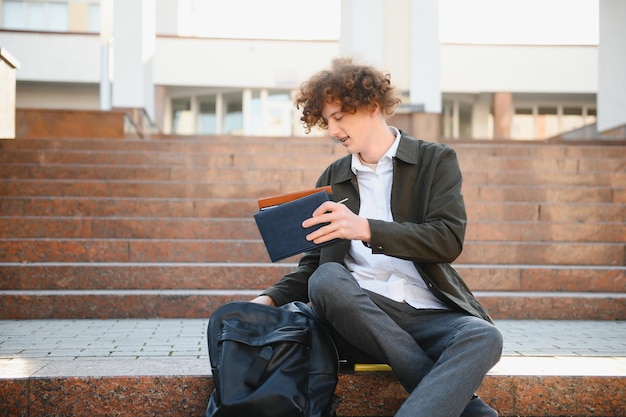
[537,106,559,139]
[441,100,454,138]
[249,91,263,135]
[3,1,26,29]
[26,2,45,29]
[511,105,595,140]
[443,95,596,141]
[441,99,473,139]
[88,3,100,32]
[198,96,217,134]
[2,1,68,31]
[266,91,292,136]
[223,93,243,135]
[47,2,67,31]
[586,108,597,125]
[511,108,535,140]
[562,107,585,132]
[458,101,473,138]
[168,89,295,136]
[172,98,192,134]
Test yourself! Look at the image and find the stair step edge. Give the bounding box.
[0,289,623,297]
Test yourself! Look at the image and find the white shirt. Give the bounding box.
[344,127,450,310]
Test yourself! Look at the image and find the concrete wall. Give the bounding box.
[597,0,626,132]
[440,44,597,93]
[0,31,100,82]
[0,47,19,138]
[0,31,338,89]
[1,31,597,95]
[154,38,338,88]
[16,82,99,109]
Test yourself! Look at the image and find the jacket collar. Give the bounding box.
[330,130,419,184]
[394,130,419,165]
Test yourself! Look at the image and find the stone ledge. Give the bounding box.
[16,109,127,139]
[1,357,624,417]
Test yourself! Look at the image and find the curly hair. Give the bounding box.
[295,57,401,133]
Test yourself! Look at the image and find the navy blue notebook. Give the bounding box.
[254,190,339,262]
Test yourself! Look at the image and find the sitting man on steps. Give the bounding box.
[252,57,503,417]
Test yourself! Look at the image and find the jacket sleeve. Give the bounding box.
[260,248,320,306]
[259,171,338,306]
[368,144,467,263]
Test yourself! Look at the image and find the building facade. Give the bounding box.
[0,0,623,140]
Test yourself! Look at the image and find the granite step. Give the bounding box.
[1,134,624,415]
[0,238,623,265]
[2,136,625,158]
[0,148,339,169]
[1,149,625,173]
[0,289,623,320]
[0,136,344,154]
[1,319,624,417]
[3,366,623,417]
[0,196,258,218]
[2,217,624,243]
[1,179,624,203]
[2,163,625,187]
[2,196,623,222]
[1,263,623,293]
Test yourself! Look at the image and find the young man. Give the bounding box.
[252,58,503,417]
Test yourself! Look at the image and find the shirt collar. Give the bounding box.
[351,126,401,174]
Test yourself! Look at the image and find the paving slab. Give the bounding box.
[1,319,624,377]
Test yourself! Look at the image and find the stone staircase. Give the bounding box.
[0,134,625,416]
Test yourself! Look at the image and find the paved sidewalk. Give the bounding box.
[1,319,625,378]
[1,319,625,361]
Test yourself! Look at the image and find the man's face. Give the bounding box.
[321,100,376,155]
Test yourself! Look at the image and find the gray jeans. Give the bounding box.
[308,262,503,417]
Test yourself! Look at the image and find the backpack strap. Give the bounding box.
[245,345,274,387]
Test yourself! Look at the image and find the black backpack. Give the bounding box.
[205,301,340,417]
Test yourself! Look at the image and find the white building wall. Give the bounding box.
[340,0,385,67]
[154,38,338,88]
[1,28,604,138]
[341,0,442,112]
[0,31,100,82]
[440,44,597,93]
[2,31,597,97]
[409,0,441,112]
[597,0,626,132]
[0,32,338,98]
[111,0,155,118]
[381,0,411,92]
[16,83,99,109]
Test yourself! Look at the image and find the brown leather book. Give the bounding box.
[257,185,333,210]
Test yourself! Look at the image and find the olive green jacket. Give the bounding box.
[262,131,492,322]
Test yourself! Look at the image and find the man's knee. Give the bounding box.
[308,262,354,304]
[476,323,504,365]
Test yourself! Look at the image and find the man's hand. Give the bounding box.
[302,201,371,244]
[250,295,276,306]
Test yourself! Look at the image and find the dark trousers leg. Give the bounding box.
[308,262,503,417]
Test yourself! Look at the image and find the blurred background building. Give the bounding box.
[0,0,624,140]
